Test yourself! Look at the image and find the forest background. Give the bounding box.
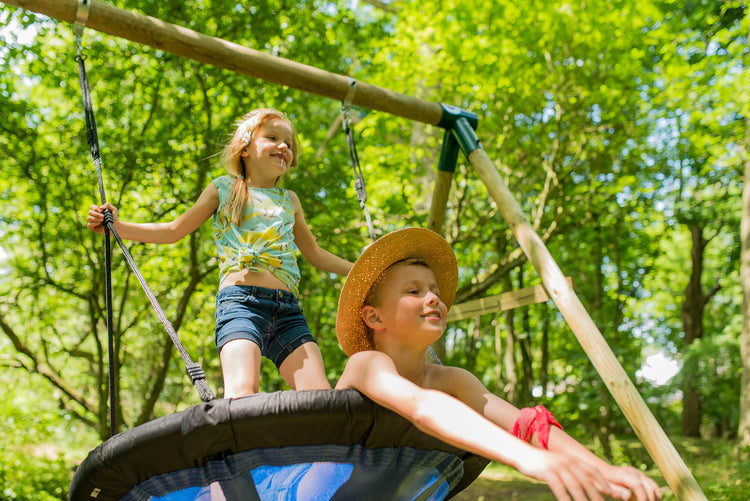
[0,0,748,499]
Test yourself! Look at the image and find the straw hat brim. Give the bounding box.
[336,228,458,357]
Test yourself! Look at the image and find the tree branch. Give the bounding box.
[0,310,95,419]
[360,0,398,13]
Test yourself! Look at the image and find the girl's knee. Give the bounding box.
[224,378,260,398]
[280,343,329,390]
[292,375,331,391]
[219,338,262,397]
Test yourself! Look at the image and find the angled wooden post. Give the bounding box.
[468,147,706,501]
[427,129,463,234]
[426,170,454,234]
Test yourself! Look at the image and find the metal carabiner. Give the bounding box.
[73,0,91,56]
[341,77,357,130]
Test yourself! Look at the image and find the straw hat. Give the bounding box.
[336,227,458,357]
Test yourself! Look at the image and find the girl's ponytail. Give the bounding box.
[226,174,248,227]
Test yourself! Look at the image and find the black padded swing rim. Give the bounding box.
[68,389,489,501]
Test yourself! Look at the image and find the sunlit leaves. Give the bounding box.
[0,0,744,456]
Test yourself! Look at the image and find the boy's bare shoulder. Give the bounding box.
[425,364,483,395]
[426,363,476,380]
[348,350,392,366]
[336,351,395,390]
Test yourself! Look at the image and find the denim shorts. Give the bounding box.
[215,285,316,368]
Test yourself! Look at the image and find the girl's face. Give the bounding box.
[241,117,295,184]
[365,262,448,343]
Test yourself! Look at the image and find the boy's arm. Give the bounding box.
[336,352,632,501]
[289,190,353,276]
[445,366,661,501]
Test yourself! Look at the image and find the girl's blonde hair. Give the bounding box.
[220,108,301,226]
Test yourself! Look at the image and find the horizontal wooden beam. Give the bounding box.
[2,0,444,126]
[447,278,572,323]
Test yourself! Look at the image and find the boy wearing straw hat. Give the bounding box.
[335,228,661,501]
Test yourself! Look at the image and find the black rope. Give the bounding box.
[340,93,443,366]
[74,37,215,417]
[341,80,376,244]
[75,50,118,437]
[343,121,376,243]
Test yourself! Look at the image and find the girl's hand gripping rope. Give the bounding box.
[87,202,119,235]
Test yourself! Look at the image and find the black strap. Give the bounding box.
[74,35,215,427]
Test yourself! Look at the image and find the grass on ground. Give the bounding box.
[453,437,748,500]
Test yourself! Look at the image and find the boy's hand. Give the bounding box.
[603,464,662,501]
[519,449,633,501]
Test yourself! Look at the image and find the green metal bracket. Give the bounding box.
[436,104,481,173]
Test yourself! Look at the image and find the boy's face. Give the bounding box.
[365,262,448,341]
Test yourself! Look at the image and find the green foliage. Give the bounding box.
[0,368,96,500]
[0,453,68,501]
[701,445,750,500]
[0,3,746,498]
[676,332,742,436]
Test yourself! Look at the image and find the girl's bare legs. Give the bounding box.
[279,342,331,390]
[219,339,262,398]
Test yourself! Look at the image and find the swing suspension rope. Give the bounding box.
[341,79,376,244]
[341,81,443,366]
[73,1,214,438]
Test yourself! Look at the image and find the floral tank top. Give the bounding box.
[211,175,301,295]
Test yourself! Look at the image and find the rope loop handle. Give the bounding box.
[186,363,215,402]
[102,207,114,226]
[185,362,206,384]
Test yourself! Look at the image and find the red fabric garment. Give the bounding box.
[511,405,563,449]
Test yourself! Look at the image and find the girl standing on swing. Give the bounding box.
[87,108,353,398]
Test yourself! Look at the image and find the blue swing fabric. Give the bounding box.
[122,444,460,500]
[68,389,489,501]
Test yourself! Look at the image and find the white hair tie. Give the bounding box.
[240,130,252,147]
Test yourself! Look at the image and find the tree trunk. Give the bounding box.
[465,315,481,370]
[681,224,707,437]
[502,276,520,405]
[494,319,505,393]
[740,110,750,448]
[518,320,533,405]
[518,270,533,404]
[591,233,614,458]
[540,314,549,396]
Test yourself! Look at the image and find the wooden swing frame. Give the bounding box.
[2,1,705,498]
